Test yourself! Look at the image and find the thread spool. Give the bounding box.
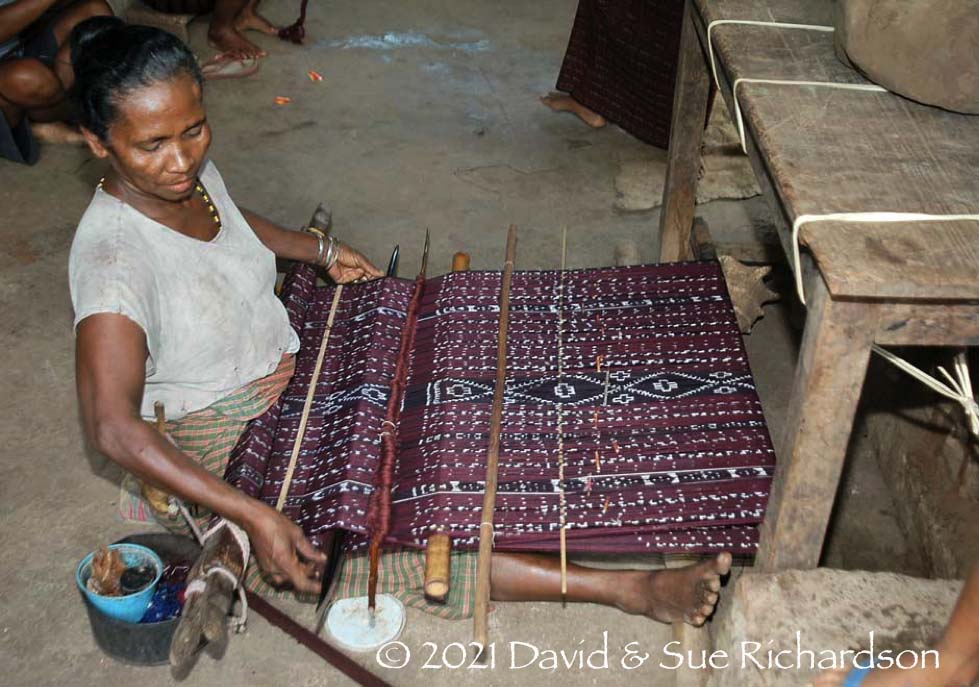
[424,533,452,603]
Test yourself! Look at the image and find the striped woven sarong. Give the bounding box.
[557,0,685,149]
[153,355,297,533]
[150,353,476,615]
[335,548,477,620]
[150,355,318,600]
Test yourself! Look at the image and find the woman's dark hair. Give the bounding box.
[70,17,204,140]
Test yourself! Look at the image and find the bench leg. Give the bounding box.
[657,0,711,263]
[755,273,880,571]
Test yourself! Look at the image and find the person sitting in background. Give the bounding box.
[0,0,112,164]
[139,0,279,60]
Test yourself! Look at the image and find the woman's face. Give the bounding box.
[88,72,212,202]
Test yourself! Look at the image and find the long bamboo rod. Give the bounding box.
[473,224,518,653]
[276,285,343,512]
[557,227,568,596]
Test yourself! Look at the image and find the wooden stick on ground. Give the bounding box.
[473,225,518,653]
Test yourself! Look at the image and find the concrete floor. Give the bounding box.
[0,1,925,684]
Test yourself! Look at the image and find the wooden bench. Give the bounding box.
[659,0,979,572]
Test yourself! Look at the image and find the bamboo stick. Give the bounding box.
[473,225,518,654]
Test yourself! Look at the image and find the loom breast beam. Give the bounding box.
[424,533,452,603]
[452,251,471,272]
[473,225,518,656]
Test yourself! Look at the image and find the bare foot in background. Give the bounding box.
[540,91,607,128]
[235,4,278,36]
[208,0,275,59]
[31,121,85,145]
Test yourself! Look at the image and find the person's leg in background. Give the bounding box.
[208,0,277,59]
[0,0,112,157]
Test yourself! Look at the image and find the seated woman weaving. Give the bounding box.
[69,18,730,658]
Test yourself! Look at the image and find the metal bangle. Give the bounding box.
[306,226,330,267]
[313,233,325,266]
[326,236,341,271]
[322,235,335,269]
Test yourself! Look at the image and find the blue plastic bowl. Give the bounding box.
[76,543,163,623]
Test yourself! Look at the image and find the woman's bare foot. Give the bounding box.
[208,23,267,59]
[234,7,279,36]
[615,553,731,626]
[540,91,607,128]
[31,121,85,145]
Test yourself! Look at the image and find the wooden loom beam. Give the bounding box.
[473,225,518,651]
[422,251,471,604]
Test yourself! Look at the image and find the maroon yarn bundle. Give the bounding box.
[225,262,776,556]
[367,274,426,556]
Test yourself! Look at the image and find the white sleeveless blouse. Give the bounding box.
[69,160,299,420]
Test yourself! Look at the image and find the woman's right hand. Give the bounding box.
[327,241,384,284]
[244,503,326,593]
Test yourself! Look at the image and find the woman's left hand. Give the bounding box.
[327,242,384,284]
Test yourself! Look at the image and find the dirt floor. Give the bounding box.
[0,1,927,685]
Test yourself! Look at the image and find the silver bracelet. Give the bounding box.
[313,233,325,266]
[325,236,341,271]
[306,226,329,266]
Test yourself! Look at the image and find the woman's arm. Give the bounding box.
[76,313,325,591]
[0,0,61,44]
[240,207,383,283]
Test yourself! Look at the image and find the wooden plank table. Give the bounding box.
[658,0,979,572]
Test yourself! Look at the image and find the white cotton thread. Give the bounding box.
[183,566,240,598]
[791,213,979,304]
[705,19,979,440]
[704,20,978,305]
[873,346,979,439]
[184,578,208,598]
[479,521,497,547]
[177,503,249,631]
[706,20,835,90]
[730,79,886,154]
[705,20,886,154]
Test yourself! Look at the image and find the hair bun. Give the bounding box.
[69,19,203,140]
[70,16,125,70]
